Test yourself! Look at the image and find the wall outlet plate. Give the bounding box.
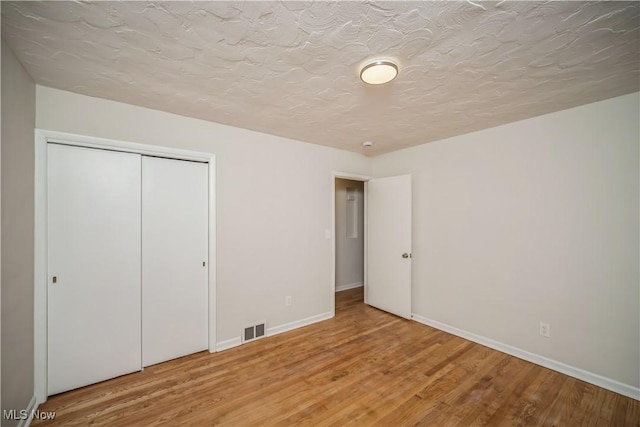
[539,322,551,337]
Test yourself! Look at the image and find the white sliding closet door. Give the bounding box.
[142,156,209,367]
[48,144,142,395]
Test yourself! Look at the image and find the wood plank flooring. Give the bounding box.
[34,287,639,426]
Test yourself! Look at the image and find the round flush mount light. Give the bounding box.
[362,141,374,147]
[360,59,398,85]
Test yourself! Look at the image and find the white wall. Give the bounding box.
[33,84,640,396]
[35,86,371,344]
[373,92,640,391]
[1,39,36,425]
[335,178,364,290]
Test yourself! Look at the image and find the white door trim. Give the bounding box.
[34,129,217,404]
[331,172,371,317]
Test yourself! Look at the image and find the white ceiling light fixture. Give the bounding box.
[360,59,398,85]
[362,141,374,147]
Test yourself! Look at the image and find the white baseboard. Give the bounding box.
[335,282,363,292]
[16,395,37,427]
[267,311,333,337]
[216,336,242,352]
[411,314,640,401]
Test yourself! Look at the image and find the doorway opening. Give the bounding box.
[334,177,365,311]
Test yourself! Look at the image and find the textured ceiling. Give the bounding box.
[2,1,639,156]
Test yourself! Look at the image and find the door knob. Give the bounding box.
[402,253,411,259]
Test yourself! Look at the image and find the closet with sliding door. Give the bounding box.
[47,143,209,395]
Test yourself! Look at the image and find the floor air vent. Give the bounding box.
[255,323,265,338]
[243,321,266,343]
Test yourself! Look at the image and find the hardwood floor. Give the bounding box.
[34,287,639,426]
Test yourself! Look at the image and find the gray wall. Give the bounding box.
[373,93,640,390]
[35,85,372,345]
[1,38,36,425]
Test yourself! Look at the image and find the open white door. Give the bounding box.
[366,175,412,319]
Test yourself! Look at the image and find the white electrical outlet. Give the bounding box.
[285,296,292,307]
[539,322,550,337]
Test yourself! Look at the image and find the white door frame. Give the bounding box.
[331,172,371,317]
[34,129,217,404]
